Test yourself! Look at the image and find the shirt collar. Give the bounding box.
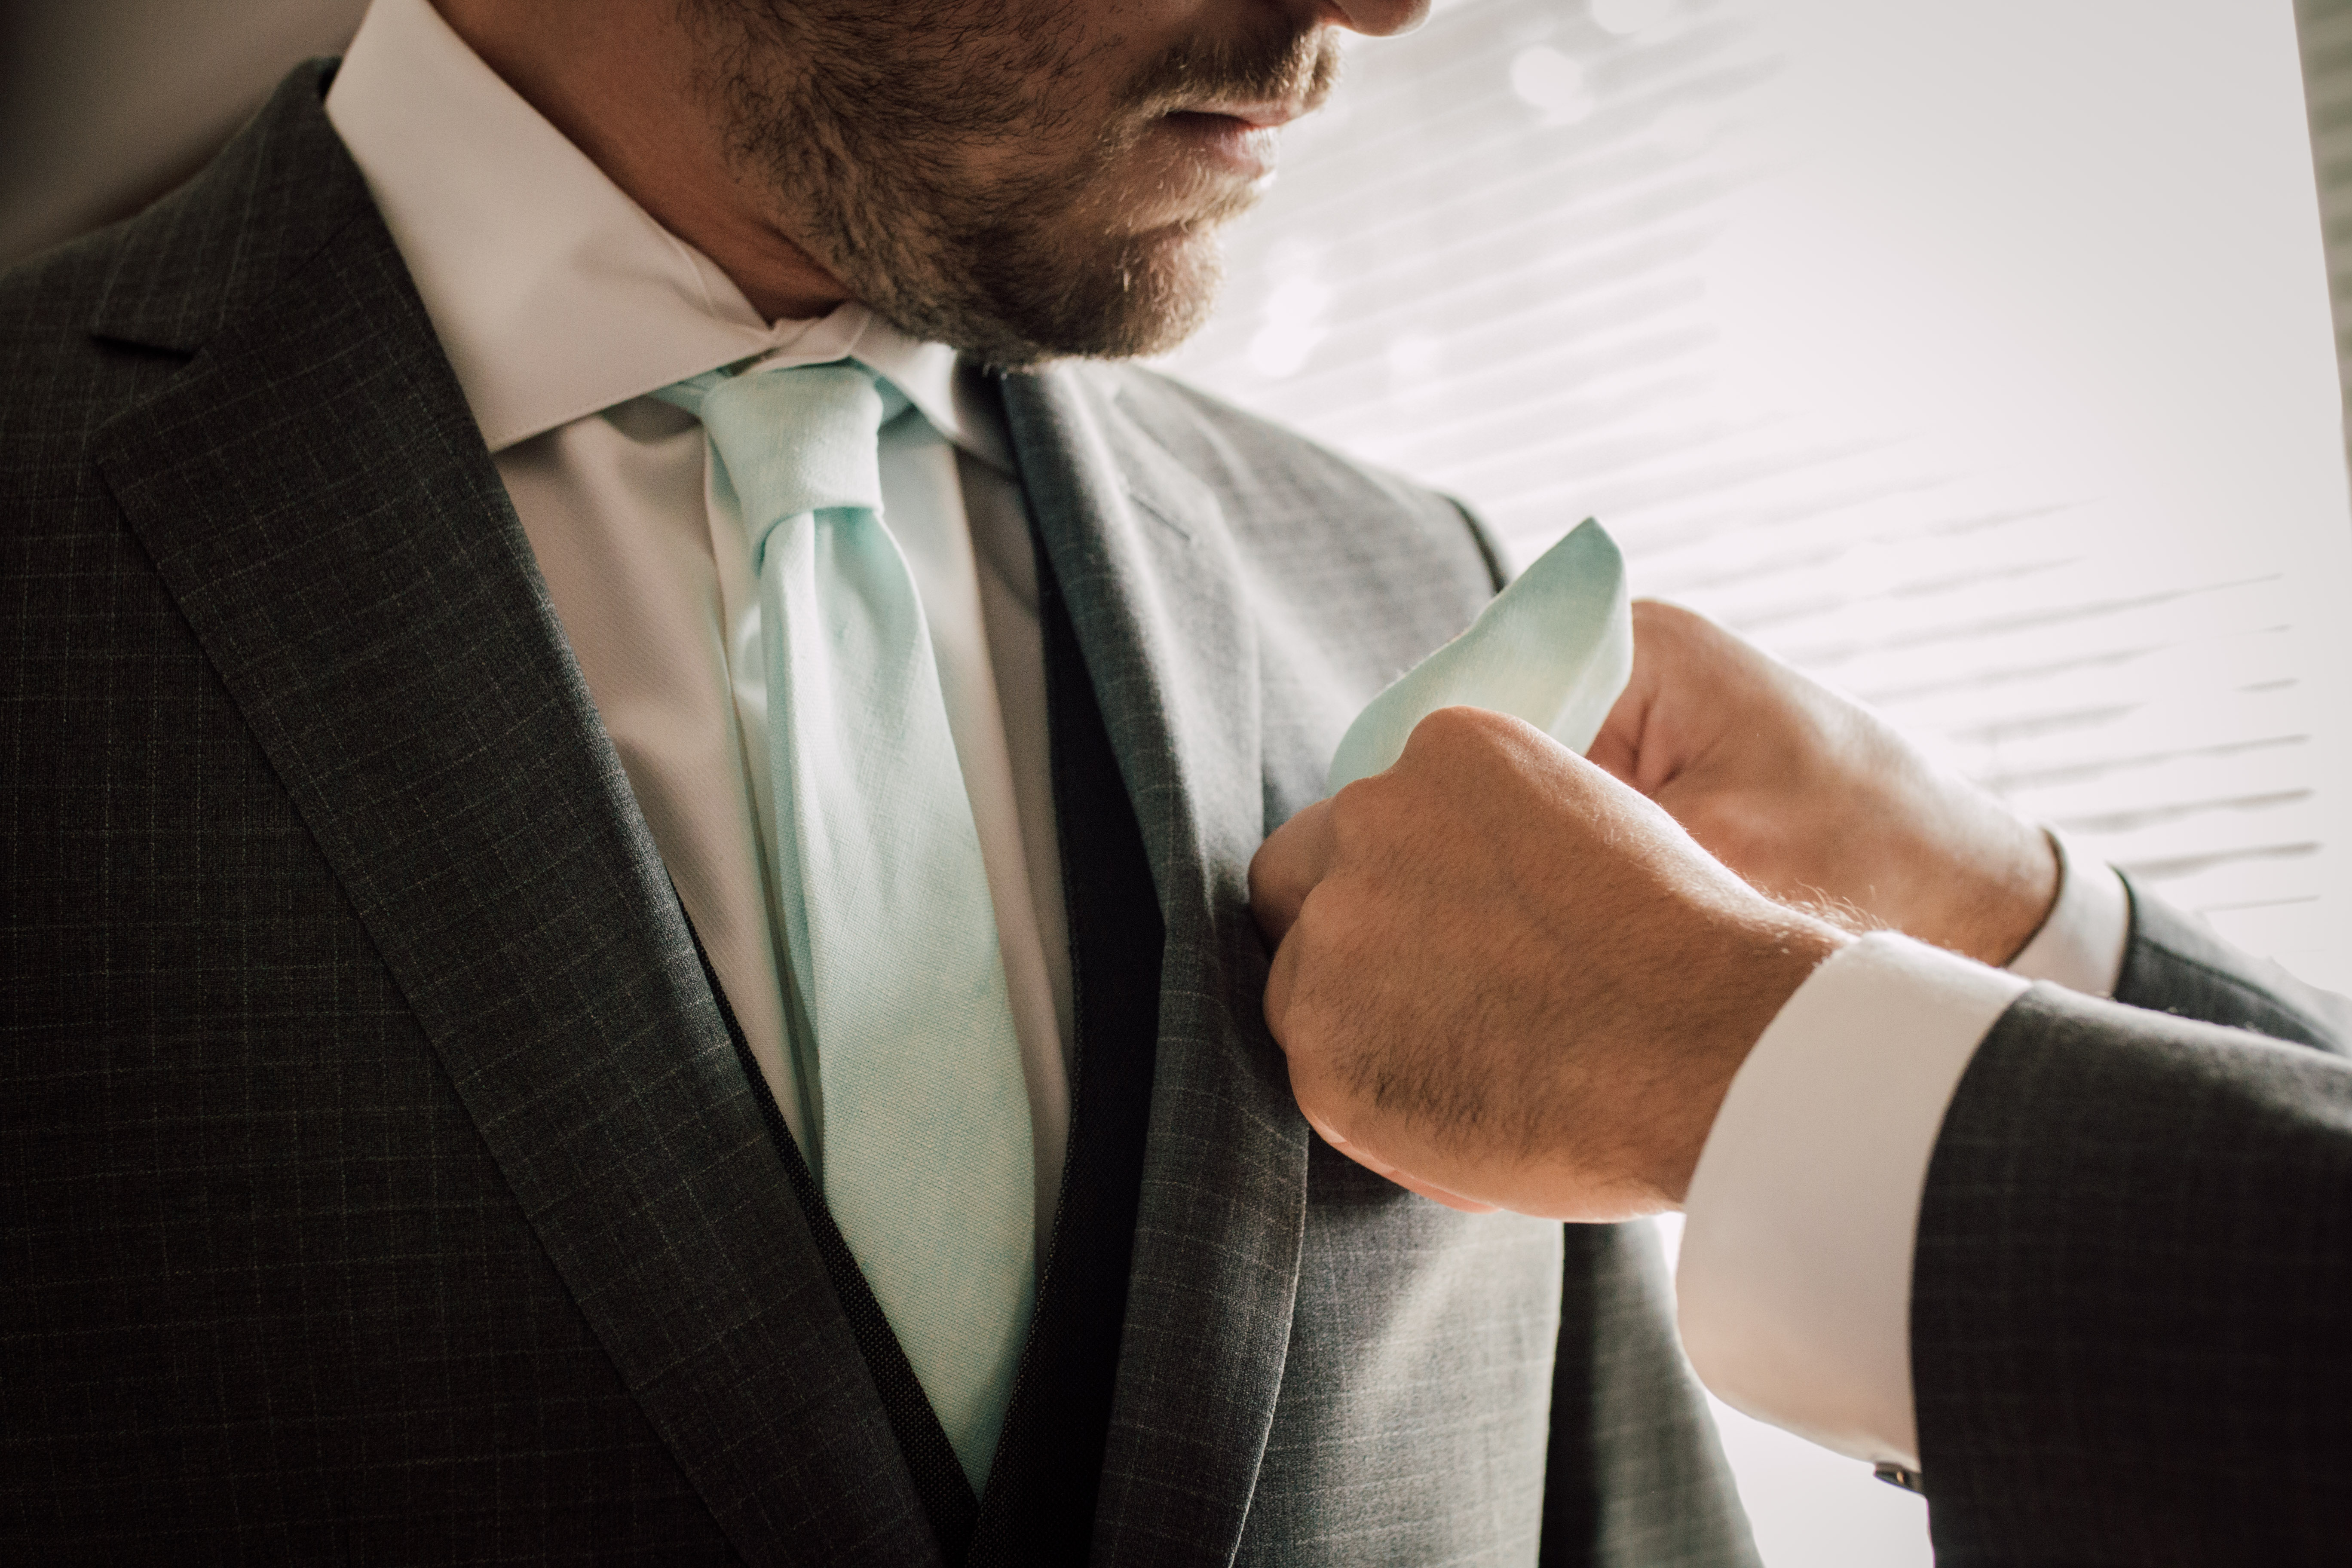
[322,0,1009,470]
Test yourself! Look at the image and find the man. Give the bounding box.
[0,0,1756,1562]
[1253,600,2352,1564]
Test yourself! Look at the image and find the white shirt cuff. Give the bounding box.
[2008,830,2128,998]
[1677,932,2027,1470]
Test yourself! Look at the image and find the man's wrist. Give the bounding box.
[1931,809,2061,967]
[1651,912,1851,1207]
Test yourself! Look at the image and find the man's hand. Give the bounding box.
[1589,601,2057,965]
[1250,707,1847,1221]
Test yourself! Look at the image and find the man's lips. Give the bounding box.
[1188,100,1310,130]
[1157,101,1310,179]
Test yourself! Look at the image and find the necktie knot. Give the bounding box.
[660,361,910,562]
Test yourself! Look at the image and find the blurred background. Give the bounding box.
[7,0,2351,1562]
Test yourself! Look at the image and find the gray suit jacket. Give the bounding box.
[1914,886,2352,1562]
[0,63,1750,1565]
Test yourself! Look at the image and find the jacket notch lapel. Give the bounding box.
[1001,365,1311,1567]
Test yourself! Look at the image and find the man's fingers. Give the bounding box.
[1249,795,1337,947]
[1270,897,1497,1214]
[1330,1137,1504,1213]
[1294,1082,1504,1215]
[1263,920,1301,1046]
[1368,1161,1504,1214]
[1586,659,1655,787]
[1585,719,1635,786]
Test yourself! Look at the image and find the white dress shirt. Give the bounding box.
[324,0,1075,1253]
[324,0,2128,1473]
[1678,833,2129,1471]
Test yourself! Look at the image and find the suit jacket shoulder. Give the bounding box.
[0,203,196,510]
[2,58,371,448]
[1085,361,1510,595]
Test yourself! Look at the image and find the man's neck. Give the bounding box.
[430,0,849,324]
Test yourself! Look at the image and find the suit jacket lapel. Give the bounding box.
[86,66,938,1568]
[1001,367,1309,1567]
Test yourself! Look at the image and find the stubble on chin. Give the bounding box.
[701,0,1332,365]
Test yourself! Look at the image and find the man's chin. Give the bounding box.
[931,222,1229,368]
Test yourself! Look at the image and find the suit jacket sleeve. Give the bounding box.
[2111,871,2352,1050]
[1911,901,2352,1563]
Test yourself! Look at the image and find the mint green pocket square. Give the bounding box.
[1326,518,1633,794]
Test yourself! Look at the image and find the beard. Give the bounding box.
[701,0,1340,366]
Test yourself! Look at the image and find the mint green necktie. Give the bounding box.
[661,361,1034,1488]
[1328,518,1633,791]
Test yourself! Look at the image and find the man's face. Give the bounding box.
[698,0,1341,365]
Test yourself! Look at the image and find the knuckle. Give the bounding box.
[1399,705,1515,778]
[1245,841,1292,910]
[1325,772,1396,849]
[1631,595,1696,631]
[1415,704,1491,745]
[1286,882,1342,955]
[1632,602,1713,668]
